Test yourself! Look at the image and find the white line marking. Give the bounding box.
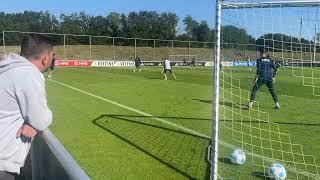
[50,79,209,139]
[49,79,319,179]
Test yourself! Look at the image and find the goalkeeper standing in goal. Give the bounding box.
[248,47,280,109]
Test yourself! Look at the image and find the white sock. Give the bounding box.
[164,74,167,80]
[172,73,177,80]
[249,101,253,108]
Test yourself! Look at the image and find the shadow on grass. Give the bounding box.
[98,114,211,121]
[193,99,212,104]
[193,99,249,110]
[147,77,163,80]
[218,101,320,126]
[218,157,233,165]
[219,101,249,110]
[251,171,270,180]
[92,114,211,179]
[221,118,320,127]
[108,109,320,127]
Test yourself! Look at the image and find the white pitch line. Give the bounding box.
[50,79,209,139]
[49,79,319,179]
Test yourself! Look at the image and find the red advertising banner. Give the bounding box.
[55,60,92,67]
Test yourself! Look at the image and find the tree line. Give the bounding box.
[0,11,214,45]
[0,10,316,52]
[222,25,316,52]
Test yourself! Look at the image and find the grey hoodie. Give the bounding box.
[0,53,52,174]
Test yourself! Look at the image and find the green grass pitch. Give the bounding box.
[45,66,320,179]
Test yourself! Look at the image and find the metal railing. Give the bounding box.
[1,30,215,62]
[30,129,90,180]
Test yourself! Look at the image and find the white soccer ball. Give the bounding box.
[230,149,246,165]
[133,69,136,72]
[267,163,286,180]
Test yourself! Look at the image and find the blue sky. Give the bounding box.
[1,0,317,40]
[0,0,216,33]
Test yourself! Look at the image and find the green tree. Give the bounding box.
[183,15,198,40]
[105,12,121,37]
[196,21,211,42]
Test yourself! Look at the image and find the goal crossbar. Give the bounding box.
[222,0,320,9]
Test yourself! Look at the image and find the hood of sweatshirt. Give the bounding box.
[0,53,34,74]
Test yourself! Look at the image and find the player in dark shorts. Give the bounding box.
[134,57,141,72]
[248,48,280,109]
[183,58,187,66]
[48,53,56,79]
[190,58,196,69]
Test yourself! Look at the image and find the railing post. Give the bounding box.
[154,40,156,61]
[134,38,137,58]
[89,36,92,60]
[2,31,5,53]
[113,37,115,61]
[63,35,66,60]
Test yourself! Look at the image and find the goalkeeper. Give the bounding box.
[248,47,280,109]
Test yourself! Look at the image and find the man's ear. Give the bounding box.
[41,56,47,66]
[41,53,50,65]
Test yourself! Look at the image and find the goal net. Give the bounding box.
[213,0,320,179]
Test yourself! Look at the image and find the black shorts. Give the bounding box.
[50,66,55,71]
[163,69,173,73]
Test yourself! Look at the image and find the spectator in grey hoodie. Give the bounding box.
[0,34,53,180]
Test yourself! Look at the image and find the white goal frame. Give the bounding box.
[212,1,320,180]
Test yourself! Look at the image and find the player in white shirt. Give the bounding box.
[247,56,251,71]
[162,58,177,80]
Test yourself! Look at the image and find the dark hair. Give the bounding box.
[20,34,53,59]
[259,47,268,54]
